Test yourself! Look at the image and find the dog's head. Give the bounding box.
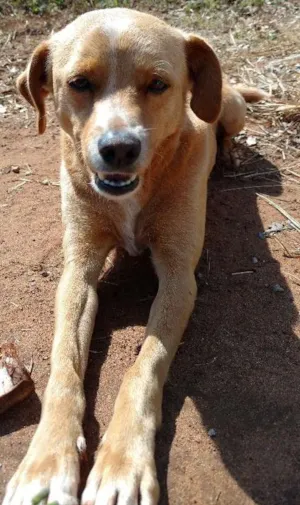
[17,9,222,199]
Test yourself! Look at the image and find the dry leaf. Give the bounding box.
[0,343,35,414]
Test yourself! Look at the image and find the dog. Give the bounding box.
[3,8,265,505]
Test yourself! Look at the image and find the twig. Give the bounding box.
[243,170,278,179]
[206,249,211,278]
[7,180,28,193]
[256,193,300,233]
[267,53,300,66]
[26,357,34,375]
[220,184,283,192]
[19,178,32,183]
[10,301,20,308]
[231,270,255,276]
[283,272,300,286]
[99,280,118,286]
[283,169,300,179]
[215,491,221,504]
[273,235,300,258]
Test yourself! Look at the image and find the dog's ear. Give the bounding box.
[16,41,51,134]
[185,34,222,123]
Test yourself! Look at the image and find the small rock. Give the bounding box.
[246,136,257,147]
[259,222,293,240]
[41,178,49,185]
[272,283,284,293]
[11,165,20,174]
[2,166,12,174]
[41,270,49,277]
[252,256,259,264]
[197,272,203,280]
[208,428,217,438]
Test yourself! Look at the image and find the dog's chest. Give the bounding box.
[119,199,141,256]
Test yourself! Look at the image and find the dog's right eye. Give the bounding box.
[68,77,91,92]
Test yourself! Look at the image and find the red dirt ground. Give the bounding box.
[1,4,300,505]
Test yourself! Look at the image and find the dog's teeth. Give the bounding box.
[99,174,137,189]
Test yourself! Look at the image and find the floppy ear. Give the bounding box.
[16,41,51,134]
[185,34,222,123]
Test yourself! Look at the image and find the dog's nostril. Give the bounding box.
[100,145,116,165]
[98,132,141,168]
[125,143,141,162]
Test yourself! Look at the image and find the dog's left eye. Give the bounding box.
[68,77,91,92]
[147,78,169,94]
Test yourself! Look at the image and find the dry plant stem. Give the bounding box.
[256,193,300,233]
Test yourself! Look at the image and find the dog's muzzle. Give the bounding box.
[94,130,141,196]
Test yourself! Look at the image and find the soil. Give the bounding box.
[0,4,300,505]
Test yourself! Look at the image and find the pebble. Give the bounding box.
[246,136,257,147]
[208,428,217,438]
[272,283,285,293]
[252,256,259,264]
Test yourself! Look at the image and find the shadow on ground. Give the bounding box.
[82,146,300,505]
[0,393,41,437]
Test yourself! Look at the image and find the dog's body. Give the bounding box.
[3,9,265,505]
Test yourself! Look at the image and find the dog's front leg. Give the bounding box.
[82,249,198,505]
[3,241,111,505]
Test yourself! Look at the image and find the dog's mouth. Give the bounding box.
[94,173,140,196]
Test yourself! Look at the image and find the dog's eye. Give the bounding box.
[68,77,91,92]
[147,78,169,94]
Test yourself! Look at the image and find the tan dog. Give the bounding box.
[3,8,265,505]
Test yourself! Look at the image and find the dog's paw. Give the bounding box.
[82,434,159,505]
[2,432,84,505]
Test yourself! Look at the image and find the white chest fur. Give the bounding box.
[119,199,141,256]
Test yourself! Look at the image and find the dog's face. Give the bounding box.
[17,9,222,199]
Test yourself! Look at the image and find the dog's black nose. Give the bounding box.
[98,131,141,169]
